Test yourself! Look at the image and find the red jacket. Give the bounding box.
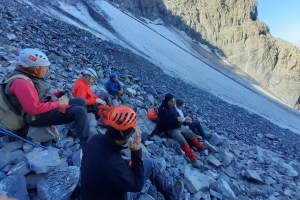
[73,77,97,105]
[9,79,61,115]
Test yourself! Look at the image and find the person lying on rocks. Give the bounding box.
[105,72,125,103]
[5,48,89,147]
[175,99,212,140]
[73,68,114,115]
[157,93,205,168]
[81,106,183,200]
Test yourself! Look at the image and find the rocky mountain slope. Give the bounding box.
[110,0,300,111]
[0,0,300,200]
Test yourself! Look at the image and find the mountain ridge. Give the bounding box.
[109,0,300,111]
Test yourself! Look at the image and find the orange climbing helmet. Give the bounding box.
[147,108,158,122]
[105,106,138,131]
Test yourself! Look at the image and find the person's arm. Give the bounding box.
[158,108,178,126]
[109,149,145,192]
[117,81,123,89]
[74,85,96,105]
[106,81,120,93]
[10,79,60,115]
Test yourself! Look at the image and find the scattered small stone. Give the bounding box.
[244,170,264,184]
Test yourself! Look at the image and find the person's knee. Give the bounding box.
[143,158,156,168]
[73,106,88,118]
[71,98,87,107]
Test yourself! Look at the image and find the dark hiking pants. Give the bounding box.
[188,120,205,137]
[27,98,90,147]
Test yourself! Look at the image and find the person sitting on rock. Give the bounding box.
[105,72,124,103]
[5,48,90,147]
[157,93,205,168]
[73,68,114,114]
[81,106,183,200]
[175,99,212,140]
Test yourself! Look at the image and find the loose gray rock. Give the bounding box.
[184,167,210,193]
[244,170,264,184]
[0,150,14,170]
[22,143,33,153]
[7,161,31,176]
[1,141,23,152]
[217,178,237,200]
[26,148,61,174]
[206,154,221,167]
[72,149,83,167]
[37,166,80,200]
[0,174,28,200]
[219,149,234,166]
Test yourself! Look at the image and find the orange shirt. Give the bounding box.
[73,77,97,105]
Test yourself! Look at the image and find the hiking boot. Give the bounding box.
[173,180,184,199]
[191,160,200,168]
[190,137,205,151]
[181,143,197,161]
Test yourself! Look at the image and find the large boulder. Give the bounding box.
[37,166,80,200]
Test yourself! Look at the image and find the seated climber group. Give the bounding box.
[1,48,212,200]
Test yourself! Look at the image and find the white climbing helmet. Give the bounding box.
[17,48,50,67]
[83,68,98,79]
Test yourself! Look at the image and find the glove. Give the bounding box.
[96,98,106,105]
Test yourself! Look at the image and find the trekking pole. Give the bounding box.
[0,127,48,150]
[0,127,71,156]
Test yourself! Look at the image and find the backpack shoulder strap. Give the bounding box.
[3,74,33,86]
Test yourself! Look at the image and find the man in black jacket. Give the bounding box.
[81,106,183,200]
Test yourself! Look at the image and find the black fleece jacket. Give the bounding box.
[81,133,145,200]
[158,104,181,130]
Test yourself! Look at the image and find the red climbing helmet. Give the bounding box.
[147,108,158,122]
[105,106,138,131]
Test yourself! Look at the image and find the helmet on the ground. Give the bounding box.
[109,72,117,79]
[83,68,98,79]
[17,48,50,67]
[147,108,158,122]
[106,106,138,131]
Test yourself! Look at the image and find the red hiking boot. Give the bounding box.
[190,137,205,151]
[181,143,197,161]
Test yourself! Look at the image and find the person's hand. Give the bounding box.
[58,98,69,106]
[186,116,192,121]
[129,128,141,151]
[96,98,106,104]
[177,117,182,122]
[119,90,124,95]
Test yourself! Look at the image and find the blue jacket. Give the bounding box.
[106,80,122,95]
[81,133,144,200]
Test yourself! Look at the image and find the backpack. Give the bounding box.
[0,74,33,131]
[97,104,114,126]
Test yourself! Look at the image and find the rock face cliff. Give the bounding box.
[110,0,300,110]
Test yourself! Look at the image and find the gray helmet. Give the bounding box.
[17,48,50,67]
[83,68,98,79]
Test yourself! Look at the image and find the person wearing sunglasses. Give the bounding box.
[81,106,183,200]
[3,48,89,147]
